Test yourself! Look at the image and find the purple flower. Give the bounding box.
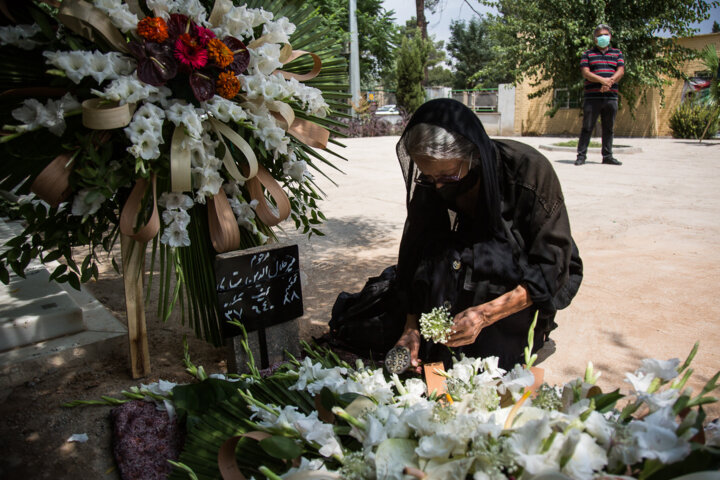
[129,40,178,86]
[190,71,214,102]
[222,36,250,75]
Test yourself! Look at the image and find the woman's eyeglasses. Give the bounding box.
[414,163,465,187]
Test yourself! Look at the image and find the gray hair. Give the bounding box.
[594,24,612,36]
[402,123,478,164]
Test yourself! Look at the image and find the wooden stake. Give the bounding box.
[121,234,151,378]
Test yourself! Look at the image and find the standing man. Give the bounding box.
[575,24,625,166]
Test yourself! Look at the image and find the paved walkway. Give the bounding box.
[279,135,720,414]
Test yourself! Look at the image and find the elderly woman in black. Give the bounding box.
[391,98,582,371]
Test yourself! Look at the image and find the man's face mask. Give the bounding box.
[596,34,610,48]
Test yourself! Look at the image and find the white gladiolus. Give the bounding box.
[0,24,42,49]
[93,0,139,32]
[289,357,348,395]
[166,102,205,140]
[283,158,310,183]
[251,43,283,76]
[93,73,163,105]
[294,412,344,458]
[637,358,681,381]
[44,50,134,84]
[162,209,191,229]
[12,93,80,136]
[228,197,259,233]
[261,17,296,44]
[159,192,194,210]
[160,221,191,247]
[71,189,106,217]
[193,166,224,201]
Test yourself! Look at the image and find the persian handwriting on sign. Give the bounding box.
[217,254,298,290]
[215,244,303,335]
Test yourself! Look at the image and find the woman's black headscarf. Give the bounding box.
[395,99,509,307]
[396,98,502,232]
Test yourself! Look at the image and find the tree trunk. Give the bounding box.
[415,0,428,86]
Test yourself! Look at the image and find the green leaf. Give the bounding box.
[258,436,303,460]
[42,250,63,264]
[67,272,81,290]
[0,263,9,284]
[592,389,624,413]
[111,257,120,274]
[10,261,26,278]
[318,386,337,412]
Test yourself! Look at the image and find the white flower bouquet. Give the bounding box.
[419,306,454,344]
[0,1,348,344]
[128,335,717,480]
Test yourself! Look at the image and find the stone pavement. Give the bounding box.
[279,135,720,414]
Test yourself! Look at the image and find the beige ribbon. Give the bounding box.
[82,99,135,130]
[30,152,74,207]
[124,0,144,17]
[218,431,304,480]
[267,100,296,131]
[207,189,241,253]
[208,0,232,28]
[276,50,323,83]
[247,35,270,50]
[288,118,329,149]
[119,175,160,243]
[209,118,258,182]
[170,127,192,192]
[57,0,130,54]
[246,164,291,227]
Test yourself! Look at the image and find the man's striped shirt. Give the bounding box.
[580,46,624,98]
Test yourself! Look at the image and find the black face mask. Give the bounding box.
[436,169,479,211]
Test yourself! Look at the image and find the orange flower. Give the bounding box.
[137,17,169,43]
[216,71,240,99]
[207,38,234,68]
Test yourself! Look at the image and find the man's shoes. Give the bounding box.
[574,157,586,166]
[602,157,622,165]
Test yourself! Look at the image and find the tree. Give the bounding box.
[307,0,399,87]
[392,19,450,88]
[396,30,428,113]
[478,0,718,110]
[447,18,513,89]
[713,21,720,33]
[697,44,719,141]
[415,0,442,84]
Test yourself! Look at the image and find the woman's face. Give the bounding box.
[413,155,468,188]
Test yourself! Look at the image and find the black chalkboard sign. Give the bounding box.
[215,244,303,338]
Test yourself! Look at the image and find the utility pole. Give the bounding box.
[349,0,361,117]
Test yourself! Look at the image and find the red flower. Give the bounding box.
[174,33,208,69]
[137,17,169,43]
[194,25,216,46]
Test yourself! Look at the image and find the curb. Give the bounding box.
[539,144,643,154]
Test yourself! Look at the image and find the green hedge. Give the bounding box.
[669,102,719,139]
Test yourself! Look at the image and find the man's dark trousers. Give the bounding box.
[577,98,618,161]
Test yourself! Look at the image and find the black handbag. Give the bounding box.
[328,266,405,359]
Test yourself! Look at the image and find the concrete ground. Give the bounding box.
[282,135,720,416]
[1,135,718,479]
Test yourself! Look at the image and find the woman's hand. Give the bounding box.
[445,285,532,347]
[445,305,490,347]
[394,315,422,373]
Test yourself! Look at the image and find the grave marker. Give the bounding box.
[215,244,303,369]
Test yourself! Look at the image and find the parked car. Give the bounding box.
[375,104,400,115]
